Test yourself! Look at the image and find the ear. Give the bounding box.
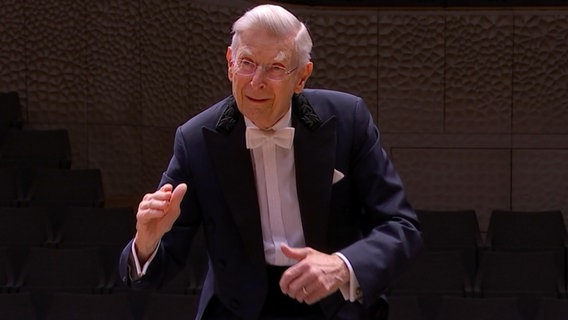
[294,62,313,94]
[226,46,234,81]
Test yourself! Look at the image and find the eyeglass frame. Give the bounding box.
[231,58,298,81]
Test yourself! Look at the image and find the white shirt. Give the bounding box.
[244,107,360,301]
[245,109,304,266]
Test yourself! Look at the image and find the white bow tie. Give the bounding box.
[245,127,295,150]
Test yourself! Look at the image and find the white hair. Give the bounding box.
[230,4,312,66]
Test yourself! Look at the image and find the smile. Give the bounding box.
[247,96,270,103]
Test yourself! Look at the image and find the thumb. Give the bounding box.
[281,244,310,262]
[169,183,188,209]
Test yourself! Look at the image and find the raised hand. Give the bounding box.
[134,183,187,263]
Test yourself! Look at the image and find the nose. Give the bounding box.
[249,66,267,88]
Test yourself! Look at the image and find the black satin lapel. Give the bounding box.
[294,116,337,251]
[203,123,265,265]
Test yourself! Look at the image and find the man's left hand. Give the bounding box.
[279,244,350,304]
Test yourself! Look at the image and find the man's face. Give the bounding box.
[226,29,312,129]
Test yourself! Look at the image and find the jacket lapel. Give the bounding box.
[203,105,265,266]
[292,95,337,252]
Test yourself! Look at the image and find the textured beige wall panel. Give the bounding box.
[391,148,511,231]
[445,12,513,133]
[512,149,568,208]
[306,9,379,121]
[88,124,143,196]
[25,0,88,125]
[513,13,568,134]
[0,0,27,115]
[512,149,568,224]
[141,126,177,193]
[186,2,244,119]
[381,133,512,155]
[140,0,192,128]
[378,13,445,133]
[87,0,141,125]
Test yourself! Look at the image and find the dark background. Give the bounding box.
[1,0,567,232]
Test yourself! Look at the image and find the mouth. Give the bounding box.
[246,95,270,103]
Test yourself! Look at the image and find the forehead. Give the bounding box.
[236,29,295,63]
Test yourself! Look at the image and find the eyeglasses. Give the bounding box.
[233,58,298,81]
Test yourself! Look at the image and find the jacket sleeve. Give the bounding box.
[337,97,423,308]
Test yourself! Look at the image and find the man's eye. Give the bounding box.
[269,65,286,73]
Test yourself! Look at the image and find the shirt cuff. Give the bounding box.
[334,252,363,302]
[130,239,160,280]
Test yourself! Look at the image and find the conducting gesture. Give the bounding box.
[134,183,187,263]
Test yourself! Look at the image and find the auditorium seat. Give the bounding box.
[475,251,565,298]
[485,210,567,251]
[25,168,105,209]
[55,206,135,290]
[417,209,482,279]
[474,250,566,319]
[0,128,71,169]
[16,247,106,294]
[388,250,473,298]
[142,292,199,320]
[0,292,37,320]
[0,247,13,293]
[534,297,568,320]
[0,167,27,207]
[44,292,134,320]
[435,296,523,320]
[387,296,427,320]
[0,91,23,145]
[0,206,54,273]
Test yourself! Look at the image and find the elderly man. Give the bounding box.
[120,4,422,320]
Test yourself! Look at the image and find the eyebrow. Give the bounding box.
[236,47,289,64]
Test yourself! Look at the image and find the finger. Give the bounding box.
[279,263,302,293]
[281,244,310,261]
[142,190,172,203]
[304,287,326,305]
[159,184,173,192]
[169,183,188,209]
[280,264,315,299]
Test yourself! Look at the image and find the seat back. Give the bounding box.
[436,296,523,320]
[18,247,105,293]
[0,91,23,144]
[0,292,36,320]
[0,167,27,207]
[0,129,71,169]
[476,251,565,298]
[389,250,472,297]
[45,292,134,320]
[486,210,567,250]
[26,168,104,208]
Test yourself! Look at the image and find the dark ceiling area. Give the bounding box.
[275,0,568,6]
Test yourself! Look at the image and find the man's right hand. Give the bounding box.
[134,183,187,263]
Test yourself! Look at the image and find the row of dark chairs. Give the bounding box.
[0,167,104,208]
[1,91,71,170]
[0,291,199,320]
[388,295,568,320]
[0,205,208,320]
[387,209,568,320]
[0,206,134,291]
[0,91,23,145]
